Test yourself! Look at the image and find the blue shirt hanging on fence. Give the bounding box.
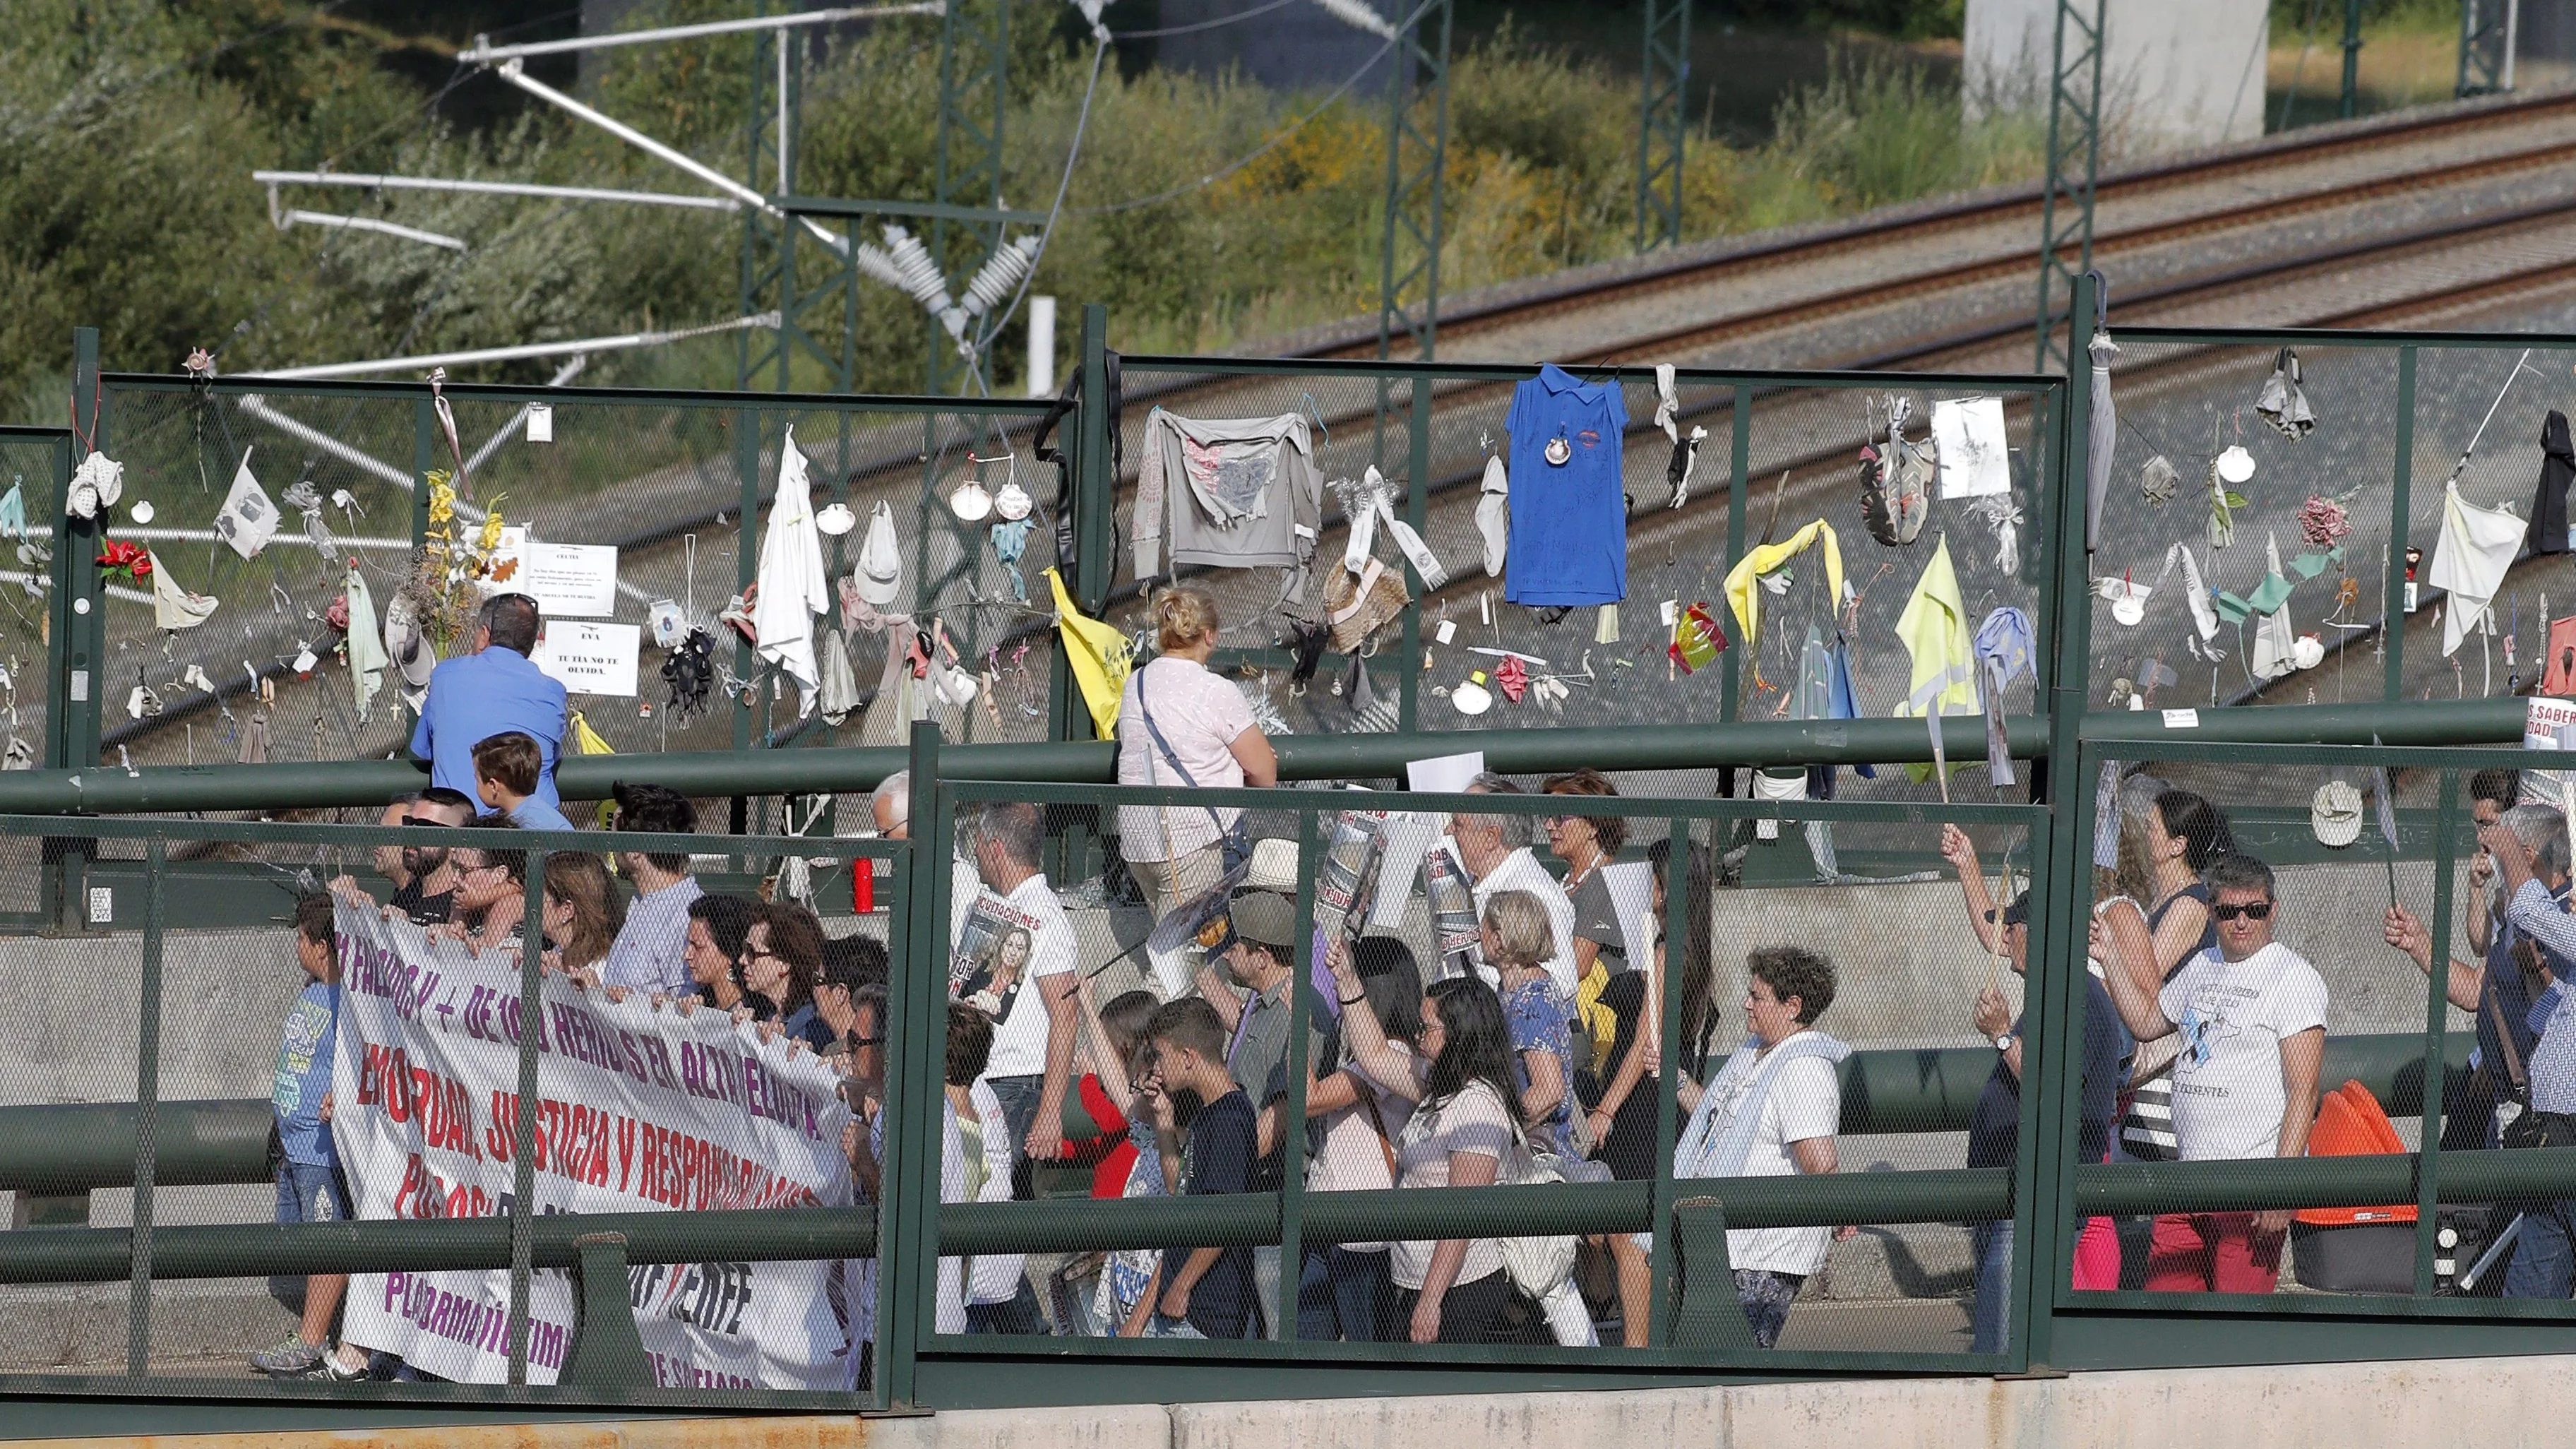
[409,646,568,811]
[1503,364,1629,607]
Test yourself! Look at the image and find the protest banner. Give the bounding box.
[329,902,859,1388]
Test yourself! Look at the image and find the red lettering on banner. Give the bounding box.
[486,1091,515,1163]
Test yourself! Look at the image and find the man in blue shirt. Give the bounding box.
[409,593,567,812]
[250,894,351,1378]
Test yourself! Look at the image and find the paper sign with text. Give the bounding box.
[534,621,640,698]
[483,527,619,618]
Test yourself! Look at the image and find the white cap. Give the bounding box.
[382,592,437,689]
[854,501,903,606]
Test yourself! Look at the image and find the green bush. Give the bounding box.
[1,1,2053,410]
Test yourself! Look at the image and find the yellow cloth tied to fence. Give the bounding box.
[1048,566,1131,741]
[1724,519,1844,652]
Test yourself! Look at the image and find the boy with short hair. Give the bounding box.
[472,731,576,833]
[1131,998,1260,1340]
[249,895,353,1378]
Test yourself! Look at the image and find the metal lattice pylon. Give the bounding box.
[2032,0,2107,375]
[929,0,1011,396]
[1375,0,1453,370]
[1373,0,1453,467]
[738,11,860,393]
[1634,0,1690,254]
[2458,0,2515,98]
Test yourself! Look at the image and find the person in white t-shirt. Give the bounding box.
[1443,774,1578,1000]
[2098,853,2325,1294]
[1115,587,1277,922]
[1673,945,1853,1348]
[965,801,1083,1180]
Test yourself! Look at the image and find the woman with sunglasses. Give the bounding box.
[737,900,840,1053]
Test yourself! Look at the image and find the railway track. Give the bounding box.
[91,85,2576,772]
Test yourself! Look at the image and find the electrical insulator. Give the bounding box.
[960,234,1042,318]
[849,239,910,295]
[880,225,955,314]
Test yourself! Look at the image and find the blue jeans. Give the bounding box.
[1971,1219,2013,1354]
[2505,1201,2576,1299]
[275,1159,350,1225]
[1733,1270,1803,1349]
[985,1073,1042,1199]
[1298,1246,1391,1343]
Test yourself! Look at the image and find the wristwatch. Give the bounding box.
[1993,1032,2017,1053]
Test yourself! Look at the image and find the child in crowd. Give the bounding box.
[1128,998,1260,1340]
[248,895,352,1378]
[1072,980,1168,1335]
[472,731,575,833]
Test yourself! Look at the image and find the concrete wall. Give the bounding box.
[1965,0,2270,153]
[33,1354,2576,1449]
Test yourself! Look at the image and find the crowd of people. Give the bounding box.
[248,587,2576,1379]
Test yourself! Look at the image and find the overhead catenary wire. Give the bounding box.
[1071,0,1433,217]
[1111,0,1301,39]
[234,313,779,381]
[254,170,742,213]
[487,59,860,260]
[458,4,943,65]
[963,33,1110,378]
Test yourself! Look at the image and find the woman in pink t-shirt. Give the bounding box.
[1115,587,1278,922]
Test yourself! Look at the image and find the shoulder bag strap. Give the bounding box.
[1133,671,1234,846]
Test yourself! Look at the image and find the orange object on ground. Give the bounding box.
[2294,1080,2417,1227]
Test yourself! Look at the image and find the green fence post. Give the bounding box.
[49,330,105,933]
[557,1233,651,1388]
[1667,1198,1754,1353]
[126,836,164,1378]
[734,406,761,839]
[2414,771,2460,1294]
[2386,347,2417,702]
[1277,807,1320,1342]
[1399,378,1431,732]
[1645,815,1689,1349]
[1077,305,1114,621]
[2022,274,2100,1375]
[409,400,435,739]
[1046,304,1113,753]
[506,852,549,1385]
[876,721,945,1407]
[1720,387,1748,726]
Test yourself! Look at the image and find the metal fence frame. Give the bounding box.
[21,282,2576,1426]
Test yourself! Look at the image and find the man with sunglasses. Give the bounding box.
[2099,853,2326,1294]
[327,788,474,925]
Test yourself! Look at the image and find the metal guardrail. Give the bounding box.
[23,283,2576,1425]
[0,1032,2464,1197]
